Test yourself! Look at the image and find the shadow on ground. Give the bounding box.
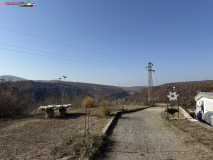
[107,113,122,136]
[55,113,86,120]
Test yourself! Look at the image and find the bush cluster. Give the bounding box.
[0,79,35,118]
[99,100,111,117]
[81,97,95,108]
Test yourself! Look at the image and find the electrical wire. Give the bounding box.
[0,42,144,68]
[0,26,147,63]
[0,47,146,71]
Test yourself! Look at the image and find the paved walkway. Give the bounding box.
[104,107,213,160]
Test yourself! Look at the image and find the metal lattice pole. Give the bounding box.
[146,62,155,103]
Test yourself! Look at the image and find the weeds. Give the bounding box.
[161,110,213,150]
[99,100,111,118]
[50,133,112,159]
[99,107,111,117]
[65,133,103,159]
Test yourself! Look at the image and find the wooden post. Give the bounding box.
[88,105,90,133]
[85,107,87,134]
[84,107,87,145]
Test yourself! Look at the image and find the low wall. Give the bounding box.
[180,106,198,122]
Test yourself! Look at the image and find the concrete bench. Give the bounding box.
[38,104,73,118]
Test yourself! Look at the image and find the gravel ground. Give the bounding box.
[0,108,110,160]
[104,106,213,160]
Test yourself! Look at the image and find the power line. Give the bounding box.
[154,72,167,103]
[0,42,143,68]
[0,47,146,71]
[0,26,147,63]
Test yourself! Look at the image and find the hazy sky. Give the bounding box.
[0,0,213,87]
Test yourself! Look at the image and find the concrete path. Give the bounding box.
[104,107,213,160]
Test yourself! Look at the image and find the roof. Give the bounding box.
[195,92,213,101]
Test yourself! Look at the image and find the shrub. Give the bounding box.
[67,133,100,158]
[82,97,95,108]
[99,100,111,117]
[0,79,36,118]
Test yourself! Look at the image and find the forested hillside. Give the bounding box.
[126,80,213,109]
[0,79,129,118]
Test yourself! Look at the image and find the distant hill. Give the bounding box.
[0,75,27,82]
[126,80,213,109]
[0,76,128,103]
[122,86,148,94]
[29,80,129,102]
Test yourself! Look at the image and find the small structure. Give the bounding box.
[194,92,213,114]
[38,104,73,118]
[202,111,213,125]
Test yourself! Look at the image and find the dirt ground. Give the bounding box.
[0,107,111,160]
[104,106,213,160]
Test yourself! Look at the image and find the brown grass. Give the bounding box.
[51,133,113,160]
[161,109,213,150]
[0,107,111,159]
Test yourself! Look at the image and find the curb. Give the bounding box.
[85,106,153,160]
[179,106,198,122]
[99,114,118,136]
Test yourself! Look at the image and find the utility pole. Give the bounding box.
[145,62,155,103]
[59,76,67,105]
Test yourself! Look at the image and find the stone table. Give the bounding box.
[38,104,73,118]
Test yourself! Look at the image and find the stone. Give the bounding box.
[59,108,66,115]
[45,109,54,118]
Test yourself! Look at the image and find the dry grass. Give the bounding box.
[161,109,213,150]
[48,132,103,159]
[0,107,111,159]
[0,104,152,159]
[51,133,112,160]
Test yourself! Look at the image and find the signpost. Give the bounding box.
[167,86,179,119]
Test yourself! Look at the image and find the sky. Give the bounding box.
[0,0,213,87]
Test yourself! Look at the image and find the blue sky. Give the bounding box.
[0,0,213,87]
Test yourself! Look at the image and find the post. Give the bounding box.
[85,107,87,134]
[88,105,90,133]
[177,85,179,118]
[172,86,174,118]
[172,86,173,109]
[45,109,54,118]
[167,85,168,118]
[59,107,66,115]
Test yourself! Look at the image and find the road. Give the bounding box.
[104,106,213,160]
